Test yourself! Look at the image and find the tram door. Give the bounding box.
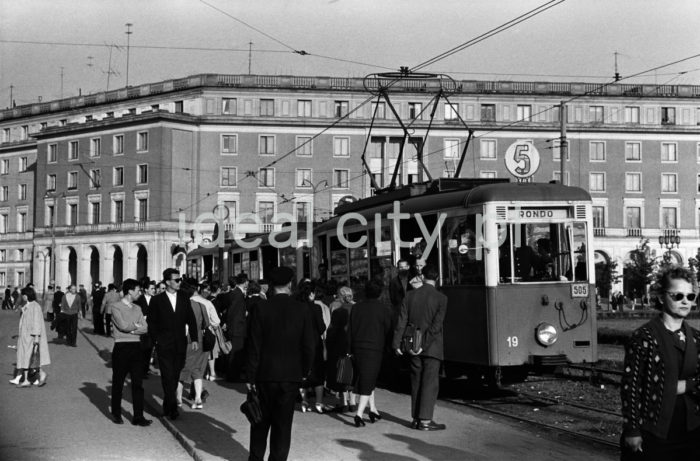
[398,214,439,271]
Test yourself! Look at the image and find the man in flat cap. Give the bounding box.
[246,266,316,461]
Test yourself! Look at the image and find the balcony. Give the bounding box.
[593,228,606,237]
[626,228,642,238]
[0,231,34,241]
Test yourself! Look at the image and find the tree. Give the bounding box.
[595,258,620,301]
[623,238,655,308]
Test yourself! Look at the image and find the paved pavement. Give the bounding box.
[1,310,618,461]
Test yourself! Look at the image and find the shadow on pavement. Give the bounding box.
[385,433,483,461]
[337,439,418,461]
[170,409,248,460]
[377,411,414,429]
[79,381,116,421]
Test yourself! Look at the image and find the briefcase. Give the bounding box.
[400,323,422,355]
[240,390,263,425]
[336,354,354,386]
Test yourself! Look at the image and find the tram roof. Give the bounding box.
[316,181,591,233]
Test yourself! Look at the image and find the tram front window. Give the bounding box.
[441,214,484,285]
[499,222,587,283]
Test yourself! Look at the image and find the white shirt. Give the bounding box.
[166,291,177,312]
[66,292,77,307]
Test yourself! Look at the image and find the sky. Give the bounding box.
[1,0,699,107]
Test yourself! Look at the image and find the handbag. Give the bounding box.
[335,354,354,386]
[202,327,216,352]
[29,342,40,369]
[400,323,423,355]
[240,389,264,425]
[214,325,232,354]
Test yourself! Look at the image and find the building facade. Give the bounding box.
[1,74,699,296]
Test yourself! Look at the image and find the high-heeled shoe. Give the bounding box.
[354,415,366,427]
[300,401,310,413]
[368,411,382,423]
[314,403,325,414]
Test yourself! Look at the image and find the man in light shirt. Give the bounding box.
[60,284,81,347]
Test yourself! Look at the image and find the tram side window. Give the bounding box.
[399,214,439,278]
[441,214,484,285]
[369,224,393,290]
[572,222,588,281]
[499,222,578,283]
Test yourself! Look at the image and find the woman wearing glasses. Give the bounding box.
[621,266,700,460]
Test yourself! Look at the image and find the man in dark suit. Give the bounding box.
[136,279,157,375]
[147,268,199,420]
[91,282,106,335]
[246,266,316,461]
[224,273,248,382]
[389,258,412,323]
[392,264,447,431]
[52,285,64,337]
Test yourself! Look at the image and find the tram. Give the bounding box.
[313,178,596,382]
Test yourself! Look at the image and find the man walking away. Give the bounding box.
[225,273,248,382]
[60,284,81,347]
[92,282,105,335]
[102,284,120,337]
[246,266,316,461]
[78,284,88,319]
[393,264,447,431]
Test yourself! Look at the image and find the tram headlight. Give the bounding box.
[535,323,558,347]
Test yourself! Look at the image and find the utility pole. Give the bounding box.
[9,85,12,108]
[60,67,64,98]
[560,101,568,185]
[125,23,133,87]
[614,51,621,82]
[248,41,253,75]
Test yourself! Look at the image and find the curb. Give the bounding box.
[78,322,205,461]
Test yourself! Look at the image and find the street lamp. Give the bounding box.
[658,234,681,251]
[302,179,328,222]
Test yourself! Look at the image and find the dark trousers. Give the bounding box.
[111,342,146,419]
[227,336,246,381]
[65,314,78,346]
[92,305,105,335]
[105,314,112,336]
[409,355,441,421]
[249,381,298,461]
[620,429,700,461]
[156,344,185,416]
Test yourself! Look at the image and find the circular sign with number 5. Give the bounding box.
[504,140,540,180]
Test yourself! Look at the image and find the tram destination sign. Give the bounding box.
[507,208,569,220]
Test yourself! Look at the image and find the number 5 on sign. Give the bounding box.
[504,141,540,180]
[507,336,519,348]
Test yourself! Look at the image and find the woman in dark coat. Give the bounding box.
[296,281,328,413]
[325,286,356,411]
[348,278,392,427]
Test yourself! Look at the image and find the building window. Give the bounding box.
[589,106,604,123]
[259,99,274,116]
[593,206,605,228]
[113,135,124,155]
[297,100,312,117]
[589,141,606,161]
[0,159,7,175]
[697,143,700,163]
[258,168,275,187]
[18,184,26,200]
[333,169,349,188]
[89,169,101,189]
[480,139,497,160]
[21,125,28,140]
[661,207,677,228]
[221,200,237,223]
[48,143,57,163]
[480,171,497,179]
[258,201,274,224]
[444,139,460,158]
[444,102,459,120]
[59,119,67,126]
[46,174,56,191]
[113,167,124,186]
[661,173,678,193]
[17,212,26,232]
[589,172,605,192]
[113,200,123,223]
[222,98,237,115]
[296,136,312,156]
[334,101,349,118]
[220,167,237,187]
[517,105,532,121]
[481,104,496,122]
[68,203,78,226]
[697,173,700,193]
[409,102,423,120]
[0,250,4,261]
[296,169,312,187]
[90,201,101,225]
[625,106,640,124]
[221,134,238,154]
[259,135,275,155]
[295,202,310,222]
[67,171,78,190]
[0,186,6,201]
[661,107,676,125]
[69,141,79,160]
[136,198,148,222]
[661,142,677,162]
[625,142,641,162]
[553,171,570,185]
[407,173,418,184]
[625,173,642,192]
[626,206,641,228]
[333,137,350,157]
[137,131,149,151]
[46,204,55,227]
[137,164,148,184]
[90,138,101,157]
[371,102,386,119]
[174,101,184,113]
[2,128,9,143]
[0,213,6,233]
[18,157,27,172]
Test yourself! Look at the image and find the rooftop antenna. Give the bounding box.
[613,51,621,82]
[125,23,133,86]
[104,43,121,91]
[248,41,253,75]
[60,67,65,98]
